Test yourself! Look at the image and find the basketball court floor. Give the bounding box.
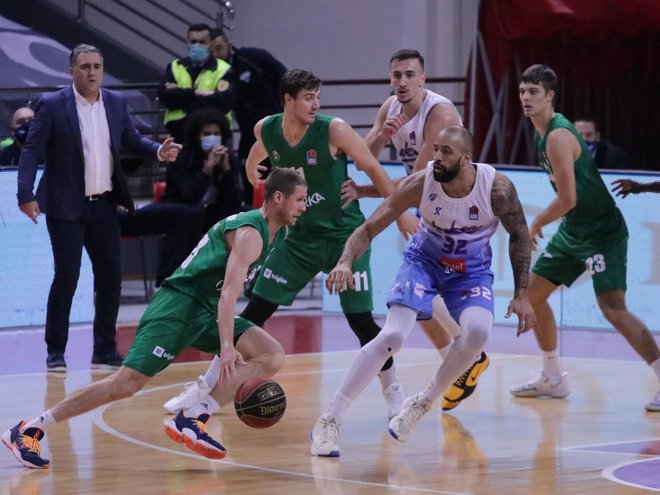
[1,310,660,494]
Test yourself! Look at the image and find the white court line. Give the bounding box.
[90,355,470,495]
[602,457,660,492]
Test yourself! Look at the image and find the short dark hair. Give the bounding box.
[209,28,228,41]
[279,69,321,103]
[188,23,212,35]
[574,117,598,131]
[69,44,102,67]
[184,108,232,148]
[440,125,474,154]
[520,64,557,94]
[390,49,425,70]
[264,168,306,201]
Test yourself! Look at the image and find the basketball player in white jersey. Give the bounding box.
[311,125,534,456]
[345,49,489,411]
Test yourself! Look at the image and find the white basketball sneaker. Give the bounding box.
[388,394,431,443]
[383,383,406,419]
[645,390,660,412]
[163,375,213,414]
[310,416,341,457]
[510,371,571,398]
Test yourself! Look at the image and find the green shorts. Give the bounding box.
[252,229,373,313]
[532,208,628,294]
[123,287,255,376]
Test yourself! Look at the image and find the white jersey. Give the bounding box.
[410,162,499,276]
[387,90,461,175]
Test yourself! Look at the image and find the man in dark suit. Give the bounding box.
[17,44,181,372]
[574,118,632,169]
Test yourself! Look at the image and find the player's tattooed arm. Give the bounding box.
[491,173,532,295]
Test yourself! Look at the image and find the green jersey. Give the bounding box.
[535,113,616,225]
[261,113,365,237]
[162,209,284,313]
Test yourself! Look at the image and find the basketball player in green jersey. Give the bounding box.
[510,64,660,412]
[163,69,418,420]
[2,169,307,469]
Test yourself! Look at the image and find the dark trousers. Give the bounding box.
[45,197,121,356]
[118,203,205,285]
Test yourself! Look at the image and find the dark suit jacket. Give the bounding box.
[17,87,161,220]
[593,140,632,170]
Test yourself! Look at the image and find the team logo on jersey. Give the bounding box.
[434,206,443,216]
[306,149,318,165]
[272,150,280,162]
[440,256,466,273]
[429,193,437,201]
[469,206,479,220]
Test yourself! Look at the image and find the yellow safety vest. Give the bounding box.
[164,58,232,125]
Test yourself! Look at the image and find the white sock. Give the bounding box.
[650,357,660,383]
[377,366,398,390]
[185,395,220,417]
[541,350,563,382]
[323,392,352,419]
[202,356,222,389]
[24,409,56,433]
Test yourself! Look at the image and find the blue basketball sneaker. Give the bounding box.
[2,421,50,469]
[164,411,226,459]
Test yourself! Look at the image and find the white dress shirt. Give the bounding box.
[73,85,113,196]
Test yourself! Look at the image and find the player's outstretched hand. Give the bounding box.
[528,219,544,251]
[611,179,640,198]
[505,294,535,337]
[396,211,419,240]
[326,262,355,295]
[341,178,360,207]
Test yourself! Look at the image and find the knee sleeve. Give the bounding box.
[345,311,394,371]
[239,295,279,328]
[458,306,492,351]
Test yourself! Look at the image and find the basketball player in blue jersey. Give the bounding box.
[346,49,490,411]
[310,125,534,455]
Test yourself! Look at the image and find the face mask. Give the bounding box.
[189,43,209,64]
[14,121,31,145]
[201,135,221,152]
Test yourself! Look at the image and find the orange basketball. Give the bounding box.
[234,377,286,428]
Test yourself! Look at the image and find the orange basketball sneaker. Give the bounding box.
[164,411,227,459]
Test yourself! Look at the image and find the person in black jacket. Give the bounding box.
[210,29,286,204]
[163,107,244,231]
[574,118,632,170]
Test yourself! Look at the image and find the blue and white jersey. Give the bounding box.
[387,90,460,175]
[408,162,499,280]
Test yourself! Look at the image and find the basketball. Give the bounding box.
[234,377,286,428]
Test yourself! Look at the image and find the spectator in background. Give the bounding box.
[17,44,181,373]
[163,107,244,231]
[574,118,632,169]
[158,23,235,143]
[210,29,286,205]
[0,107,34,167]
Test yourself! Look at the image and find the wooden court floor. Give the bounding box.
[2,315,660,494]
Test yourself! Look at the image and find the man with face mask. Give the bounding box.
[574,118,631,169]
[157,23,236,143]
[0,107,34,167]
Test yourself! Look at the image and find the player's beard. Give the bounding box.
[433,159,461,183]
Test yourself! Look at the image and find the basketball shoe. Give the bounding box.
[310,416,341,457]
[2,421,49,469]
[388,394,431,443]
[164,411,226,459]
[441,352,490,411]
[645,390,660,412]
[510,371,570,398]
[163,376,213,414]
[383,383,406,419]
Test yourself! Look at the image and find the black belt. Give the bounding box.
[85,191,110,201]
